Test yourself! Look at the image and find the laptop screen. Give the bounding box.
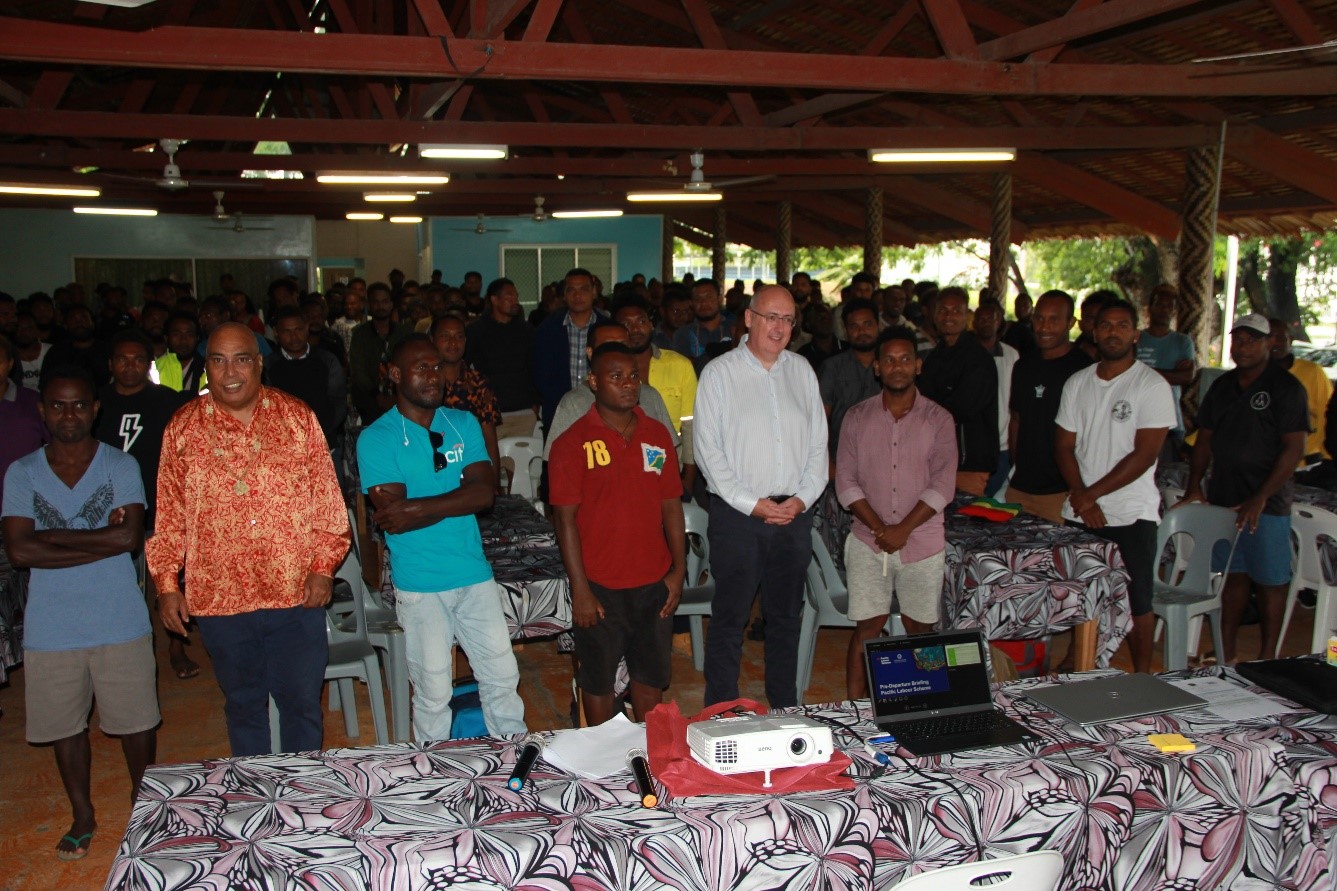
[865,630,994,719]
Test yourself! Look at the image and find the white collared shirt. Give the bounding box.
[693,335,828,514]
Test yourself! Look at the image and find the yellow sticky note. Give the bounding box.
[1148,733,1196,753]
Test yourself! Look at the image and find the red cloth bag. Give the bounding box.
[644,699,854,799]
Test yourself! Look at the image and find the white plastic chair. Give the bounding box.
[267,563,389,753]
[891,851,1064,891]
[1152,503,1238,671]
[1160,485,1185,514]
[795,529,904,701]
[333,538,410,743]
[673,502,714,672]
[1281,504,1337,656]
[498,435,543,503]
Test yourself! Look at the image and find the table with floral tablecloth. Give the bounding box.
[104,667,1336,891]
[817,489,1133,667]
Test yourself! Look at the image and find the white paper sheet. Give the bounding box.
[541,713,647,779]
[1168,675,1292,721]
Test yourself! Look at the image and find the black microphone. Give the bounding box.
[508,734,545,791]
[627,747,657,808]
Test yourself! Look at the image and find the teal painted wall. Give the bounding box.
[0,208,315,298]
[428,214,662,286]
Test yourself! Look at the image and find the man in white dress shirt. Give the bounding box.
[693,285,828,708]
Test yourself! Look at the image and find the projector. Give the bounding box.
[687,715,833,787]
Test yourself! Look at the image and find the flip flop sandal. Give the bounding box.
[171,656,201,679]
[57,831,94,861]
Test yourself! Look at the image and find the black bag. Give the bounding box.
[1235,659,1337,714]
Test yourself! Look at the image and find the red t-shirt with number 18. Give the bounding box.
[548,404,682,589]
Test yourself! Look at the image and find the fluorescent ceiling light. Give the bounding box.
[346,212,384,221]
[868,149,1015,163]
[363,192,417,202]
[552,209,624,219]
[626,191,722,203]
[419,144,508,160]
[389,216,423,224]
[0,183,101,197]
[78,0,157,6]
[73,206,157,216]
[318,173,450,185]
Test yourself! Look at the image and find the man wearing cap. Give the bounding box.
[1181,312,1307,664]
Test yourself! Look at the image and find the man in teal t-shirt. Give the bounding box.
[357,334,525,741]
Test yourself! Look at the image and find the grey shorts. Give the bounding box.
[844,534,945,624]
[25,634,160,743]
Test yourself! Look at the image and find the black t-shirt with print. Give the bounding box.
[1197,363,1309,515]
[95,383,189,529]
[1008,347,1094,494]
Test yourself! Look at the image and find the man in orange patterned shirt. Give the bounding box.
[147,323,350,756]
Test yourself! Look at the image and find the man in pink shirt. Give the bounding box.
[836,326,957,699]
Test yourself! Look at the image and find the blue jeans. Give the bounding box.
[195,605,327,756]
[394,580,526,741]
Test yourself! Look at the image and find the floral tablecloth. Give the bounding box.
[817,489,1134,667]
[103,668,1336,891]
[478,495,571,640]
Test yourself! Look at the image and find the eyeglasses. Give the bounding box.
[429,430,449,472]
[750,310,797,328]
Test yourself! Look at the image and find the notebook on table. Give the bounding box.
[1022,673,1207,725]
[863,629,1037,757]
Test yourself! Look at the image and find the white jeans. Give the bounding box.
[394,580,527,742]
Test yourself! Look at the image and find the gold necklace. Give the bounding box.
[204,397,269,495]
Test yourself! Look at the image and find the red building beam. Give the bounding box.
[1,19,1332,96]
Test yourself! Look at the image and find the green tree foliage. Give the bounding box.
[1023,237,1144,296]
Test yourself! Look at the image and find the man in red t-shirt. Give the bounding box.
[550,342,686,724]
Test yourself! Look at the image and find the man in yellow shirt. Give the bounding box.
[614,294,700,495]
[1269,318,1331,464]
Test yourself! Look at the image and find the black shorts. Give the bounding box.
[573,579,673,695]
[1071,519,1158,616]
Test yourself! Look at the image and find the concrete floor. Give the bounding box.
[0,599,1319,890]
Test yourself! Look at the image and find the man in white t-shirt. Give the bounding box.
[1055,299,1176,672]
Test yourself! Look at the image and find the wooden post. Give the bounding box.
[661,214,675,283]
[989,172,1012,304]
[712,205,727,286]
[776,200,792,285]
[1177,141,1223,362]
[863,187,883,277]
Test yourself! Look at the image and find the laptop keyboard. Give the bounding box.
[892,711,1016,740]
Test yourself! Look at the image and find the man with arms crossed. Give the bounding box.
[1055,300,1176,673]
[3,365,157,860]
[838,328,956,699]
[694,285,827,708]
[550,342,686,724]
[1182,313,1307,663]
[1006,290,1093,523]
[358,334,526,740]
[149,323,350,756]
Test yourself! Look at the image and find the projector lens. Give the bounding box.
[789,735,808,757]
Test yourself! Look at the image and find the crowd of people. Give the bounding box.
[0,265,1324,860]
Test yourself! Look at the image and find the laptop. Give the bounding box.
[863,629,1037,757]
[1022,673,1207,725]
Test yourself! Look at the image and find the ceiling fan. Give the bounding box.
[527,195,548,223]
[100,139,262,192]
[450,213,511,234]
[206,191,273,233]
[637,151,775,193]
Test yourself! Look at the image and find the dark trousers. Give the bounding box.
[704,499,813,709]
[195,605,328,756]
